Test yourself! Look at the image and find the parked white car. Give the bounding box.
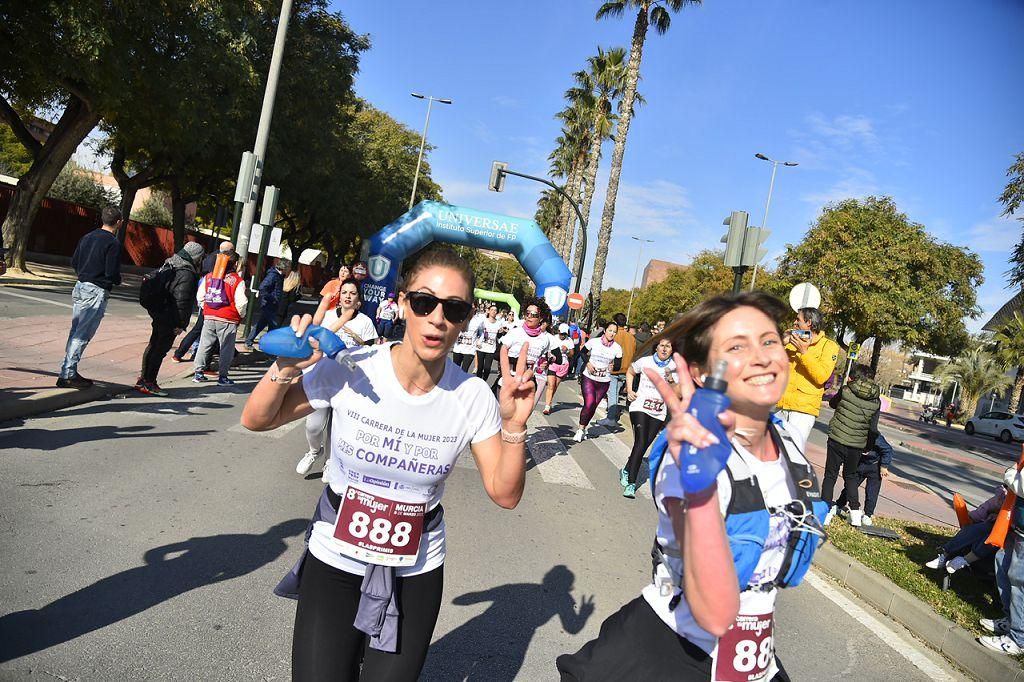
[964,411,1024,443]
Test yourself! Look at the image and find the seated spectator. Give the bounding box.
[978,465,1024,655]
[924,483,1007,574]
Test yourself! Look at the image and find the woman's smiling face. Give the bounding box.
[700,306,789,410]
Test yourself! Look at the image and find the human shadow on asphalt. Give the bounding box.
[0,424,215,451]
[419,565,594,681]
[0,518,307,663]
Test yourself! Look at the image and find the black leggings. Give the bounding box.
[452,351,474,372]
[292,553,444,682]
[626,412,664,485]
[141,314,178,383]
[475,350,495,381]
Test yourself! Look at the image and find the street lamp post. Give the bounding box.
[751,153,797,289]
[626,236,654,325]
[409,93,452,210]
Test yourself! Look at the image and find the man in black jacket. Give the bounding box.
[136,241,205,396]
[57,206,123,389]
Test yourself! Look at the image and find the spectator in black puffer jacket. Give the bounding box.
[136,242,205,396]
[822,363,881,527]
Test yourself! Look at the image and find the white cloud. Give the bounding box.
[965,214,1019,253]
[472,121,496,144]
[800,167,880,206]
[805,113,879,151]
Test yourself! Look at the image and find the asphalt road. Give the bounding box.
[0,363,969,680]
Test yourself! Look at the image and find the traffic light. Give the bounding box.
[741,226,770,267]
[489,161,508,192]
[720,210,749,267]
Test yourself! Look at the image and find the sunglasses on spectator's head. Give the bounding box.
[405,291,473,324]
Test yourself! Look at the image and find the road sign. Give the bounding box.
[788,282,821,312]
[567,292,585,310]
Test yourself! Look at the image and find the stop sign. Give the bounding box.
[567,292,585,310]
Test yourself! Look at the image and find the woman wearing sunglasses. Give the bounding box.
[495,298,559,405]
[242,247,536,682]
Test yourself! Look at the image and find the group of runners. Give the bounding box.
[242,246,830,681]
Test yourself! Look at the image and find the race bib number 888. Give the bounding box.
[332,486,426,567]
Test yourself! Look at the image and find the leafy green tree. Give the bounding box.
[1000,152,1024,288]
[993,311,1024,413]
[775,196,983,369]
[0,122,32,176]
[131,191,173,227]
[590,0,702,311]
[936,346,1012,420]
[47,160,117,210]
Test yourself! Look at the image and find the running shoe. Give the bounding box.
[848,510,863,527]
[622,484,636,499]
[977,635,1023,655]
[945,556,970,574]
[543,404,552,415]
[217,377,235,386]
[296,448,321,475]
[170,356,187,363]
[137,381,168,397]
[193,373,209,383]
[321,459,331,483]
[620,468,629,488]
[572,428,585,443]
[823,507,837,526]
[924,553,947,570]
[56,374,92,389]
[861,514,873,526]
[980,617,1010,635]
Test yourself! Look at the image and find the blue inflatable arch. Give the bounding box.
[359,201,572,319]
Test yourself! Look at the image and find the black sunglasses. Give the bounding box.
[405,291,473,324]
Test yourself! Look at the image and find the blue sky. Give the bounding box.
[337,1,1022,330]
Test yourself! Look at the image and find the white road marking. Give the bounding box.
[804,571,961,681]
[228,418,303,439]
[526,412,594,489]
[587,423,653,499]
[0,287,73,308]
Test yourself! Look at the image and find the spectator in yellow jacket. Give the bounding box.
[776,307,839,443]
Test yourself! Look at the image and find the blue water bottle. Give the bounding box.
[258,324,347,359]
[680,359,732,494]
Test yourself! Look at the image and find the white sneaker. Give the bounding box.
[296,448,321,475]
[977,634,1023,655]
[861,514,873,526]
[572,428,585,442]
[925,552,947,570]
[849,510,863,527]
[824,507,837,526]
[321,459,331,483]
[946,556,970,574]
[980,617,1010,635]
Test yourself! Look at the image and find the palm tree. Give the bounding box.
[993,311,1024,413]
[550,104,590,259]
[590,0,701,310]
[568,47,628,284]
[936,347,1013,420]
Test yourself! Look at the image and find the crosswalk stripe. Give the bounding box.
[118,393,238,422]
[526,413,594,490]
[228,418,303,439]
[587,424,652,499]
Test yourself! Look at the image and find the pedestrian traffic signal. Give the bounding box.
[260,186,280,226]
[741,226,770,267]
[489,161,508,192]
[720,211,749,267]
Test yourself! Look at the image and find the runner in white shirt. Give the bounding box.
[544,323,576,415]
[620,337,678,498]
[297,278,378,479]
[573,323,623,442]
[557,291,829,681]
[474,304,503,382]
[452,312,483,372]
[496,297,558,406]
[243,247,537,681]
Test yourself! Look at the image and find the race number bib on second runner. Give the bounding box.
[331,486,426,567]
[643,398,664,413]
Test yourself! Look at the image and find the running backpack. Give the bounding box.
[139,265,175,310]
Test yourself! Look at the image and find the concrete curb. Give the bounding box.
[0,351,271,424]
[813,544,1024,681]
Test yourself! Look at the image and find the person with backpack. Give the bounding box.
[136,241,205,396]
[171,241,233,363]
[57,206,123,389]
[192,250,247,386]
[244,258,291,349]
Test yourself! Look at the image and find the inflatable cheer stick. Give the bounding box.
[985,445,1024,549]
[258,324,347,360]
[212,253,230,280]
[952,493,972,528]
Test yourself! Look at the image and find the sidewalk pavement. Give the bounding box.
[0,313,263,423]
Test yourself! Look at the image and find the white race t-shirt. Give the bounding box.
[583,337,623,382]
[629,355,677,420]
[302,344,501,577]
[476,318,503,354]
[642,421,805,654]
[376,300,398,321]
[453,315,484,355]
[551,335,574,364]
[500,325,554,368]
[321,310,379,347]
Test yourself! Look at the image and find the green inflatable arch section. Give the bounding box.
[474,288,520,317]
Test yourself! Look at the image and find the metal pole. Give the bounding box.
[626,237,652,325]
[732,266,747,294]
[491,260,498,289]
[229,201,243,243]
[234,0,293,261]
[751,161,778,289]
[409,97,434,210]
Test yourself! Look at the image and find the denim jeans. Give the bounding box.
[605,373,625,422]
[942,520,996,560]
[995,532,1024,647]
[59,281,110,379]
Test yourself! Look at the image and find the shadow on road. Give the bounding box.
[420,565,594,681]
[0,424,215,451]
[0,518,307,663]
